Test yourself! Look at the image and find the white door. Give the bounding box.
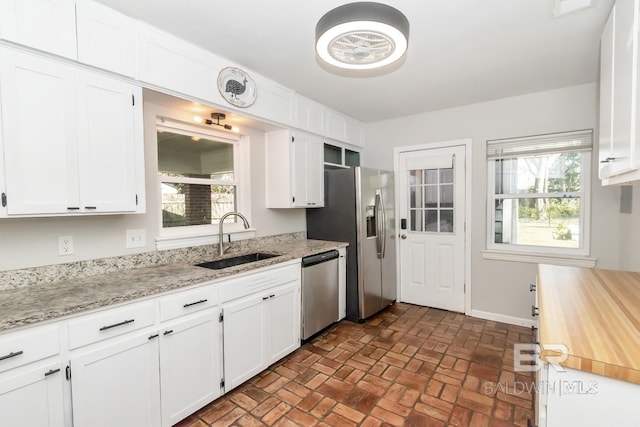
[398,145,466,312]
[159,310,221,427]
[0,362,65,427]
[222,293,267,391]
[0,48,79,215]
[76,71,139,212]
[70,333,161,427]
[267,282,300,364]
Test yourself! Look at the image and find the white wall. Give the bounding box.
[0,101,305,272]
[364,83,620,323]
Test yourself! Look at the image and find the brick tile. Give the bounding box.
[441,384,459,403]
[298,391,324,412]
[305,373,329,390]
[236,414,266,427]
[332,402,366,423]
[252,397,280,418]
[261,402,291,426]
[211,407,246,426]
[360,416,382,427]
[404,411,446,427]
[283,381,310,399]
[230,392,258,411]
[448,405,472,426]
[275,389,303,406]
[470,411,490,427]
[377,398,411,417]
[285,408,317,426]
[456,389,495,416]
[310,397,336,418]
[200,400,235,423]
[493,400,513,421]
[343,387,380,413]
[370,407,405,427]
[323,412,357,427]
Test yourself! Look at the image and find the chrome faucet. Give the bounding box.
[219,211,250,256]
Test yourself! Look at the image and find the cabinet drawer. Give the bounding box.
[219,263,300,303]
[158,285,218,322]
[0,324,60,373]
[68,301,155,349]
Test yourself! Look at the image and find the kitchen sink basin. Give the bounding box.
[195,252,279,270]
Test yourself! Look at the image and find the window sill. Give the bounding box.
[481,250,597,268]
[155,229,256,251]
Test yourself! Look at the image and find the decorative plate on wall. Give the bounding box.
[217,67,257,108]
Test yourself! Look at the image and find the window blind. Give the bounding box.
[486,129,593,160]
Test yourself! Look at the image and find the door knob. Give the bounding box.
[400,234,407,239]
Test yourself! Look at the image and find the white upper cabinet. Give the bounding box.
[76,0,136,77]
[76,72,141,213]
[296,94,326,135]
[599,0,640,184]
[0,0,77,60]
[0,48,144,216]
[296,93,364,147]
[0,48,79,215]
[265,129,324,208]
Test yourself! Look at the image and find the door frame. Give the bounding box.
[393,139,473,315]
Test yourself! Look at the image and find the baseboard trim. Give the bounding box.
[469,309,537,328]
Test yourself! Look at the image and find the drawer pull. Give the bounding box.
[148,334,159,340]
[183,299,208,308]
[529,282,536,292]
[531,305,539,317]
[163,330,174,335]
[269,294,275,298]
[67,207,80,211]
[84,206,97,210]
[99,318,135,331]
[0,350,23,361]
[262,296,269,300]
[44,368,60,377]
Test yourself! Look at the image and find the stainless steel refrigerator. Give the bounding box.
[306,167,396,322]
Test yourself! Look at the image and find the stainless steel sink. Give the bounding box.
[195,252,279,270]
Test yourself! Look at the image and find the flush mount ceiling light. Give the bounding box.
[316,2,409,70]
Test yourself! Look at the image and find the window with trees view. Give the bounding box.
[156,125,240,232]
[487,130,592,255]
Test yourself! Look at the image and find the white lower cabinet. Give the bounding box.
[221,264,301,391]
[159,310,221,427]
[70,332,161,427]
[0,361,65,427]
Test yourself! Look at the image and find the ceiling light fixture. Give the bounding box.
[194,112,236,131]
[315,2,409,70]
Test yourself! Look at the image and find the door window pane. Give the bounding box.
[408,166,455,233]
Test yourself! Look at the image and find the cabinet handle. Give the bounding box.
[269,294,275,298]
[84,206,97,210]
[67,207,80,211]
[44,368,61,377]
[163,330,174,335]
[307,202,316,206]
[148,334,159,340]
[529,283,536,292]
[262,296,269,300]
[531,305,539,317]
[183,299,208,308]
[600,157,616,163]
[99,318,135,331]
[0,350,23,361]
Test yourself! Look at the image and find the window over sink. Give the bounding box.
[155,117,250,243]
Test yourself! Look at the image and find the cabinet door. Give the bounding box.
[0,0,76,59]
[70,333,161,427]
[599,5,615,179]
[0,48,79,215]
[338,248,347,321]
[610,0,636,176]
[222,293,267,391]
[292,134,309,207]
[76,71,141,212]
[266,282,300,365]
[305,138,324,207]
[76,0,136,77]
[0,362,65,427]
[159,310,221,427]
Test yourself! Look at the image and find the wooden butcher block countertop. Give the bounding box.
[537,264,640,385]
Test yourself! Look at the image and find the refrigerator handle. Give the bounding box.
[375,193,382,257]
[380,190,387,258]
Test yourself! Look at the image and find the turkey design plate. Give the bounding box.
[217,67,257,108]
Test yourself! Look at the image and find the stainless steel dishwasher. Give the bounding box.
[301,250,339,340]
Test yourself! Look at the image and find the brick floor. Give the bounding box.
[176,303,534,427]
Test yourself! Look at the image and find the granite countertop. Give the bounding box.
[0,239,347,333]
[538,264,640,385]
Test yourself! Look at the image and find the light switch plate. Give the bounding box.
[126,229,146,248]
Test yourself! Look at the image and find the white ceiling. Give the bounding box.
[98,0,613,123]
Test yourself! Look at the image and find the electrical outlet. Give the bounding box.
[126,229,146,248]
[58,236,73,256]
